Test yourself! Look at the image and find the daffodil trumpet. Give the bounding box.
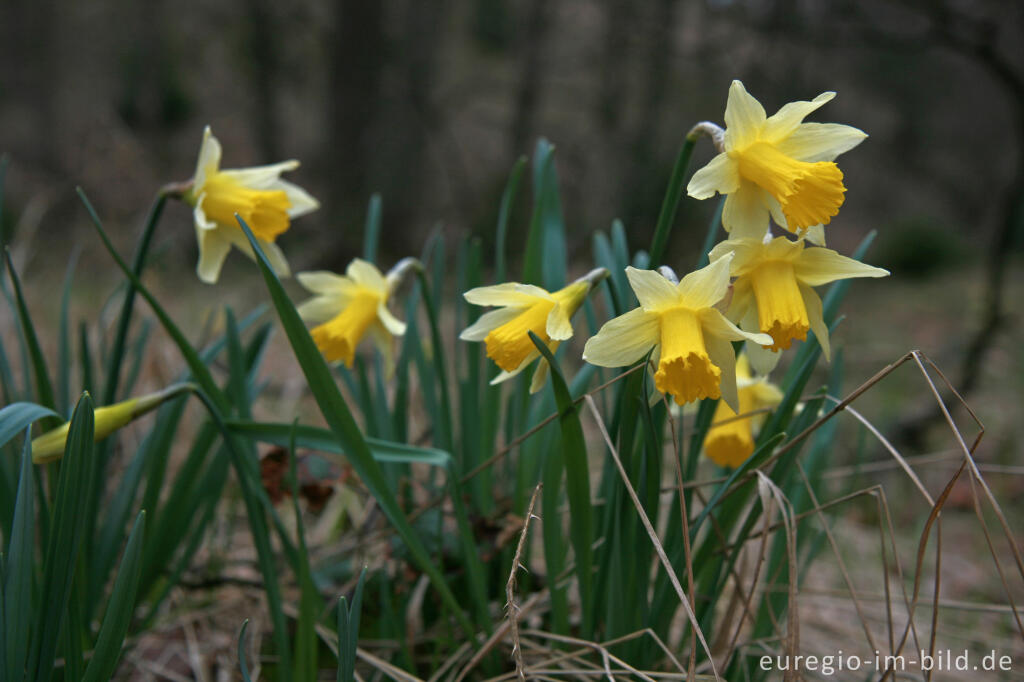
[297,258,418,371]
[183,126,319,284]
[709,235,888,373]
[31,384,193,464]
[461,268,608,393]
[687,80,866,242]
[583,257,772,411]
[704,354,783,469]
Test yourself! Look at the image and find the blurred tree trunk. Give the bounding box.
[598,0,632,133]
[385,0,447,232]
[246,0,280,160]
[4,0,60,171]
[510,0,554,158]
[623,0,678,232]
[328,0,386,227]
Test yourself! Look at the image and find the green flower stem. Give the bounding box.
[648,135,697,268]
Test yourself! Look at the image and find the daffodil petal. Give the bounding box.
[196,227,232,284]
[800,283,830,361]
[346,259,387,293]
[194,199,217,231]
[687,152,740,199]
[459,307,521,341]
[724,275,755,324]
[722,182,771,239]
[277,179,321,218]
[258,239,291,278]
[751,381,784,407]
[194,126,222,188]
[705,334,739,412]
[488,349,541,384]
[545,302,574,341]
[801,224,827,246]
[464,282,552,307]
[626,267,679,311]
[297,296,345,324]
[582,307,660,367]
[700,308,773,346]
[218,161,299,188]
[775,123,867,163]
[529,357,552,394]
[761,91,835,142]
[676,253,733,310]
[367,321,396,378]
[724,80,767,150]
[746,338,781,375]
[297,271,354,296]
[377,301,406,336]
[793,247,889,286]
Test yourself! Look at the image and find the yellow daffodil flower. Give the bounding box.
[704,354,783,468]
[297,258,414,370]
[687,81,866,240]
[460,268,608,393]
[31,385,189,464]
[709,235,888,373]
[183,126,319,284]
[582,257,772,410]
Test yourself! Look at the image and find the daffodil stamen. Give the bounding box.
[734,141,845,230]
[749,259,810,351]
[200,174,293,241]
[485,299,556,372]
[654,307,721,404]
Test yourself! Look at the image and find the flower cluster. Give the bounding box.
[172,82,886,470]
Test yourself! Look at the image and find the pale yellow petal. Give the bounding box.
[774,123,867,163]
[686,152,740,199]
[489,349,540,384]
[700,307,773,347]
[193,198,217,231]
[750,381,784,408]
[625,267,680,311]
[802,224,827,246]
[278,179,320,218]
[721,182,771,239]
[218,161,299,188]
[296,271,354,296]
[676,253,733,310]
[297,296,343,324]
[463,282,552,307]
[195,226,231,284]
[530,357,551,394]
[792,247,889,286]
[761,91,835,142]
[367,321,396,378]
[723,80,767,150]
[800,283,830,361]
[459,307,521,341]
[346,259,387,293]
[193,126,221,188]
[724,276,755,324]
[545,302,574,341]
[582,307,660,367]
[377,301,406,336]
[258,239,291,278]
[740,307,781,375]
[705,335,739,412]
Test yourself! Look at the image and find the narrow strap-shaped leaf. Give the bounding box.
[0,403,58,449]
[238,620,254,682]
[28,393,96,681]
[237,216,473,634]
[529,333,594,638]
[82,511,146,682]
[495,157,526,283]
[78,189,228,412]
[3,429,35,682]
[649,135,698,267]
[363,193,382,263]
[4,251,56,416]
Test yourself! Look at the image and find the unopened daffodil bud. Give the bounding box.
[31,385,190,463]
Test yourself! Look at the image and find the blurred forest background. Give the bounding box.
[1,0,1023,440]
